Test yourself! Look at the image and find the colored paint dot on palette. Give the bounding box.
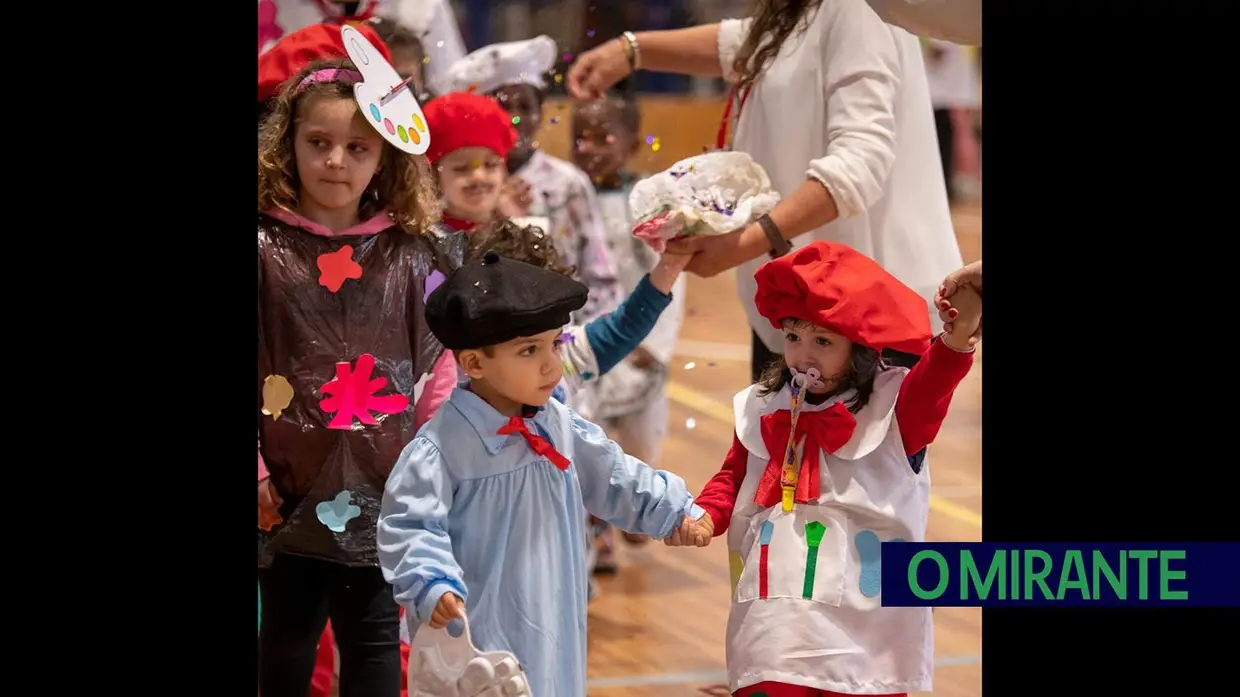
[397,125,409,143]
[412,114,425,132]
[369,104,381,122]
[409,128,422,145]
[383,118,395,135]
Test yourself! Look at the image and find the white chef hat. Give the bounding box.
[431,35,558,96]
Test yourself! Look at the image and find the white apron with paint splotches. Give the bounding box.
[725,369,933,694]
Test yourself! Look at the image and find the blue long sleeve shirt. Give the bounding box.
[378,387,704,697]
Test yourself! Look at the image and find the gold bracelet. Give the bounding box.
[621,31,642,72]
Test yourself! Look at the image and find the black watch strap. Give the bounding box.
[757,214,791,258]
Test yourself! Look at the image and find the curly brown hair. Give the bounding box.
[731,0,824,93]
[755,319,883,414]
[465,218,575,277]
[258,58,440,234]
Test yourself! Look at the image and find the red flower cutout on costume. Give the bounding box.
[319,354,410,430]
[317,246,363,293]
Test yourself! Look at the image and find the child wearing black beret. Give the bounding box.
[377,252,709,697]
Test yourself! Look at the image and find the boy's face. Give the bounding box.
[461,328,565,407]
[780,319,854,394]
[436,146,506,222]
[491,84,542,152]
[572,101,637,183]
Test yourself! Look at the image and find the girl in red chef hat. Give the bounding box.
[419,91,521,234]
[671,241,982,697]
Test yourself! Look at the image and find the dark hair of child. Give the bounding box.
[257,58,440,234]
[755,319,883,414]
[465,219,576,278]
[367,18,430,95]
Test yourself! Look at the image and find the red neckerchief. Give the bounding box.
[441,214,479,233]
[752,402,856,508]
[715,85,754,151]
[497,416,570,470]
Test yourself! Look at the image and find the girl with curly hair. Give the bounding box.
[256,52,460,697]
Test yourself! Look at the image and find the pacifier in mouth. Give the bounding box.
[789,366,826,391]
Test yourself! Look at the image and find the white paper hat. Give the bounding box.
[432,35,558,96]
[340,24,431,156]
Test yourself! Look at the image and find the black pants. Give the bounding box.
[750,331,920,383]
[258,553,401,697]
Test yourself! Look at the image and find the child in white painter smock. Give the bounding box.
[674,241,982,697]
[572,93,687,570]
[434,35,626,330]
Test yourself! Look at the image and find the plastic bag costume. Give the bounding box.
[257,215,462,567]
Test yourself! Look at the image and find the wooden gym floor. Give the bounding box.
[583,202,983,697]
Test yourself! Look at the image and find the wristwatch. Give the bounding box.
[757,214,792,258]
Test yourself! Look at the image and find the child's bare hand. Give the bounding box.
[497,176,533,217]
[940,285,982,351]
[649,251,692,294]
[430,592,465,629]
[258,477,283,531]
[664,513,714,547]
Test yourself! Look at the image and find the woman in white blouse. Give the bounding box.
[568,0,963,380]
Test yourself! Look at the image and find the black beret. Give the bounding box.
[425,250,589,350]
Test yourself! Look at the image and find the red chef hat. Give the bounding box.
[753,241,932,355]
[258,22,391,103]
[422,92,519,165]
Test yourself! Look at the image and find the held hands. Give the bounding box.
[430,592,466,629]
[934,261,982,347]
[939,284,982,351]
[258,477,283,531]
[664,513,714,547]
[648,249,693,294]
[664,226,764,278]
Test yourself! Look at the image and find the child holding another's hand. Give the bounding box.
[378,253,709,697]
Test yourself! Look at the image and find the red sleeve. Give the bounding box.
[695,431,751,536]
[895,337,975,455]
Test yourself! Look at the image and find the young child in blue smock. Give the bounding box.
[377,251,711,697]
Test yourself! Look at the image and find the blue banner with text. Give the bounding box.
[880,542,1240,607]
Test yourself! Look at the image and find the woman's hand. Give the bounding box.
[665,226,769,278]
[567,39,631,100]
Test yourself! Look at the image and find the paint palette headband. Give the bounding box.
[340,24,430,156]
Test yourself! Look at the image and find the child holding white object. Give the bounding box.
[378,253,709,697]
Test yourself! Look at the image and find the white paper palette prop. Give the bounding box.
[407,617,531,697]
[341,25,431,156]
[628,151,782,252]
